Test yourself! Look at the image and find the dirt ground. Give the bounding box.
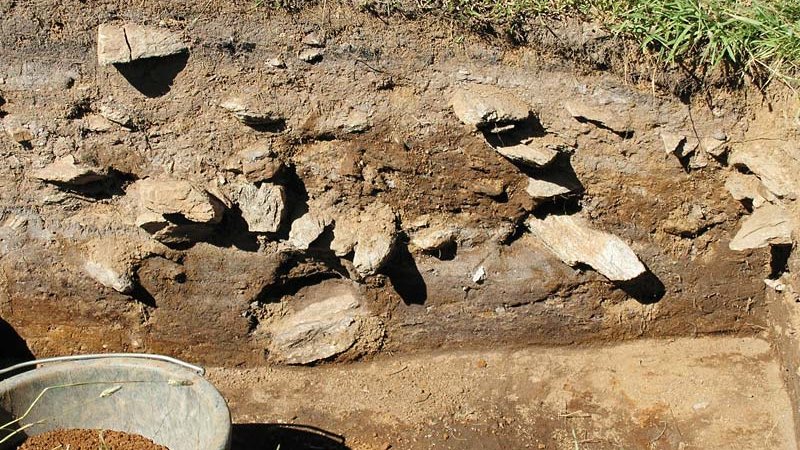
[210,336,796,450]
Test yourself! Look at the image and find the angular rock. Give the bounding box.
[5,125,32,144]
[84,260,134,294]
[660,131,686,154]
[229,182,286,233]
[221,97,283,126]
[702,136,728,157]
[331,213,360,257]
[267,57,286,68]
[302,31,326,47]
[267,282,363,365]
[97,23,187,66]
[99,105,134,128]
[729,204,795,251]
[225,142,284,182]
[331,203,397,276]
[471,178,506,197]
[32,155,106,185]
[410,225,458,252]
[83,114,114,132]
[288,210,331,250]
[725,172,775,208]
[525,177,573,200]
[137,179,225,223]
[730,143,800,199]
[299,48,323,63]
[451,84,530,129]
[494,142,558,167]
[526,214,647,281]
[564,100,633,135]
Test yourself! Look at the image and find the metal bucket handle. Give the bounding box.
[0,354,205,378]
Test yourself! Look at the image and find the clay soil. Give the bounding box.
[17,429,169,450]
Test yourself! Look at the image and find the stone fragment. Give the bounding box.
[410,225,458,252]
[660,131,686,154]
[221,97,283,126]
[97,23,187,65]
[225,141,284,182]
[229,182,286,233]
[730,143,800,199]
[32,155,106,185]
[525,177,573,200]
[725,172,775,208]
[99,105,134,128]
[472,266,487,283]
[84,260,134,294]
[472,178,506,197]
[288,210,332,250]
[526,214,646,281]
[353,203,397,276]
[299,48,323,63]
[267,282,363,365]
[83,114,114,132]
[702,135,728,157]
[662,204,723,238]
[564,100,633,135]
[137,179,225,223]
[5,124,32,144]
[267,57,286,68]
[451,84,530,129]
[729,204,795,251]
[302,31,326,47]
[493,142,558,167]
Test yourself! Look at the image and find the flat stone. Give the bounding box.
[564,100,633,135]
[725,172,775,208]
[221,98,283,126]
[299,48,324,63]
[729,204,795,251]
[526,214,646,281]
[97,23,187,65]
[451,84,530,129]
[267,282,363,365]
[410,225,458,252]
[730,143,800,199]
[32,155,106,185]
[229,182,286,233]
[494,142,558,167]
[525,177,573,200]
[137,179,225,224]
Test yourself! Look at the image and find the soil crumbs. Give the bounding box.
[18,429,169,450]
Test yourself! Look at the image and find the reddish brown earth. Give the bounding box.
[17,429,169,450]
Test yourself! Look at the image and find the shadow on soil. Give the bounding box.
[232,423,350,450]
[113,52,189,97]
[0,317,34,378]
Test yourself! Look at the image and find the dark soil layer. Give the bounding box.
[18,429,169,450]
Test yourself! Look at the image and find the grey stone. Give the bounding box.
[451,84,530,129]
[730,143,800,199]
[526,214,646,281]
[725,172,775,208]
[299,48,324,63]
[97,23,187,66]
[221,97,284,126]
[32,155,106,185]
[331,203,397,276]
[288,210,331,250]
[493,142,558,167]
[267,282,363,365]
[230,182,286,233]
[137,179,225,224]
[729,204,795,251]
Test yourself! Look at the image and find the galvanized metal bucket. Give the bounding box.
[0,354,231,450]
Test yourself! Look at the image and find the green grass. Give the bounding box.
[343,0,800,86]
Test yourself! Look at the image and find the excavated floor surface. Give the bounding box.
[210,336,797,450]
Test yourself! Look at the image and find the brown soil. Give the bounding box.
[17,429,169,450]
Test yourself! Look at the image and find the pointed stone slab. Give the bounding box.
[730,143,800,200]
[451,84,530,129]
[97,23,187,66]
[729,204,795,251]
[526,215,646,281]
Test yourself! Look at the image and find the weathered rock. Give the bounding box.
[98,105,134,128]
[299,48,323,63]
[97,23,187,65]
[288,210,332,250]
[267,281,364,364]
[267,57,286,68]
[32,155,106,185]
[472,178,506,197]
[702,135,728,157]
[82,237,155,294]
[525,177,573,201]
[730,143,800,199]
[353,203,397,276]
[493,142,558,167]
[302,31,326,47]
[84,260,134,293]
[564,100,633,135]
[229,182,286,233]
[331,203,397,276]
[662,204,724,238]
[451,84,530,129]
[225,142,284,182]
[137,179,225,223]
[221,97,283,126]
[410,225,458,252]
[4,124,32,144]
[83,114,114,132]
[729,204,795,251]
[725,172,775,208]
[660,131,686,154]
[526,214,647,281]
